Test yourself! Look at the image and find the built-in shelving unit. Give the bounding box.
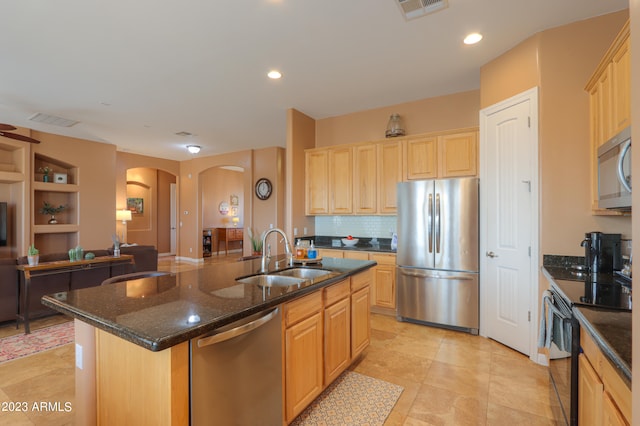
[32,154,80,253]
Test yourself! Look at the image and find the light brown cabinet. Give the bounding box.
[404,130,477,180]
[284,291,324,423]
[354,144,377,214]
[578,327,630,425]
[585,20,629,214]
[370,253,396,310]
[350,269,372,358]
[323,280,351,384]
[305,128,477,216]
[377,141,403,214]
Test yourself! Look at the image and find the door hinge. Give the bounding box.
[528,246,531,257]
[528,116,531,128]
[528,311,531,322]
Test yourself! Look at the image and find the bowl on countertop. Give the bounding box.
[341,238,359,247]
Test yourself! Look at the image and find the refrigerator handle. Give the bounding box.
[435,193,441,253]
[427,193,433,253]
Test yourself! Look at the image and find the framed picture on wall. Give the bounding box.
[230,194,239,206]
[127,197,144,214]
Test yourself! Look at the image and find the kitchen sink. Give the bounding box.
[236,274,305,288]
[270,268,334,280]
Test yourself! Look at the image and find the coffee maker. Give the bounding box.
[580,232,622,273]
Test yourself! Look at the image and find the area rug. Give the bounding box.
[0,321,74,363]
[291,370,403,426]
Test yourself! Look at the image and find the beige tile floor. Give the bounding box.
[0,254,561,425]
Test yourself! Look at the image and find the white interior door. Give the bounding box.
[480,88,539,358]
[170,183,177,255]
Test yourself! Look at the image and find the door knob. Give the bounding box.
[486,251,498,258]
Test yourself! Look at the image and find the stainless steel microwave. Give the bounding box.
[598,126,631,210]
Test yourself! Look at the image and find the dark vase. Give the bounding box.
[43,175,50,182]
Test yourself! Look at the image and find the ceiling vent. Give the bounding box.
[28,112,79,127]
[396,0,448,20]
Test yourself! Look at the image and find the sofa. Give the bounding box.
[108,245,159,272]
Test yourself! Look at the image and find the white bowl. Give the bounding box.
[341,238,359,247]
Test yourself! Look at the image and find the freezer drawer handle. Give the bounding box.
[197,307,280,348]
[400,270,473,280]
[486,251,498,258]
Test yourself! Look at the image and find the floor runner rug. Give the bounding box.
[0,321,74,363]
[292,370,403,426]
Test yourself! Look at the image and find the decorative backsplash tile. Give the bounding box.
[315,216,397,239]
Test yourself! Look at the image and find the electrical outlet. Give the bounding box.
[75,344,83,369]
[304,227,308,235]
[189,248,193,253]
[294,228,298,236]
[269,224,273,229]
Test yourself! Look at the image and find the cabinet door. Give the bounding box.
[602,391,629,426]
[578,353,603,426]
[611,37,630,135]
[351,286,370,359]
[354,144,377,214]
[370,254,396,309]
[438,131,477,177]
[404,137,437,180]
[329,147,353,214]
[378,141,402,214]
[597,66,613,143]
[305,150,329,215]
[285,312,323,422]
[324,298,351,384]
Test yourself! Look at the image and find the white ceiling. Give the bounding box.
[0,0,628,160]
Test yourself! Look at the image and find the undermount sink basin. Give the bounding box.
[271,268,334,280]
[236,274,305,288]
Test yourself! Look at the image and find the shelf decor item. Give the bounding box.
[27,244,39,266]
[53,173,68,184]
[39,201,67,224]
[38,166,53,182]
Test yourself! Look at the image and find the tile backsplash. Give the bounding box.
[315,216,397,238]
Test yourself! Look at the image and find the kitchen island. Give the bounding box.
[42,255,376,425]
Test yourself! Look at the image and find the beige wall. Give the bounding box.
[252,147,287,254]
[316,90,480,147]
[201,168,244,228]
[286,108,316,239]
[32,131,117,252]
[480,10,631,257]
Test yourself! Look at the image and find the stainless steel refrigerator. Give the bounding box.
[396,177,479,334]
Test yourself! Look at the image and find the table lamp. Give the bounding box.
[116,209,132,242]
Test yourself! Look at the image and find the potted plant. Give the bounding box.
[38,166,53,182]
[39,201,67,224]
[28,244,39,266]
[247,228,264,255]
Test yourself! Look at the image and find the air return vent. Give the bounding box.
[28,113,79,127]
[396,0,448,20]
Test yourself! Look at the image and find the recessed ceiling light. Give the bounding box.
[464,33,483,45]
[267,70,282,79]
[187,145,201,154]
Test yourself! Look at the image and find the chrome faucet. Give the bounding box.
[261,228,293,272]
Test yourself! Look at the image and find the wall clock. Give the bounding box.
[255,178,272,200]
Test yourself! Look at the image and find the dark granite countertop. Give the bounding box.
[42,256,376,352]
[541,265,631,385]
[309,236,396,253]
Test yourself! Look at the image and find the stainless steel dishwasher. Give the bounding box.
[190,307,282,425]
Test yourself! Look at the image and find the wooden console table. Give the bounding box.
[17,255,134,334]
[216,227,243,255]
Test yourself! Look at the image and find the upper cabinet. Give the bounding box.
[305,127,478,216]
[585,20,630,215]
